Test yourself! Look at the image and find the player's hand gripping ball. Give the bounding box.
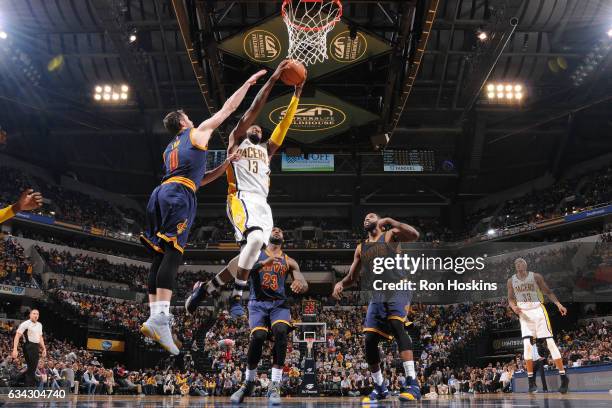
[280,59,307,86]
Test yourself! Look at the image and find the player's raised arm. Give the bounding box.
[332,244,362,299]
[193,70,267,147]
[200,151,241,187]
[228,60,291,153]
[1,189,43,224]
[287,257,308,294]
[377,217,419,242]
[267,73,306,157]
[534,273,567,316]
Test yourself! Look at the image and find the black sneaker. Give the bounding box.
[528,377,538,393]
[185,281,207,315]
[559,374,569,394]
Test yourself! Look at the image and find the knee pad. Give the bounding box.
[388,319,413,352]
[251,329,268,344]
[523,338,533,361]
[272,323,289,366]
[238,229,265,270]
[156,244,182,291]
[546,338,561,360]
[364,332,381,365]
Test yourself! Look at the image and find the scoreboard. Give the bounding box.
[302,299,318,316]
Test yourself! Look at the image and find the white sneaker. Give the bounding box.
[140,312,179,355]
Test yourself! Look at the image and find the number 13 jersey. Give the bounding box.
[227,138,270,198]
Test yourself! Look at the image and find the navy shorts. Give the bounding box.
[363,298,410,340]
[248,299,292,335]
[140,182,196,254]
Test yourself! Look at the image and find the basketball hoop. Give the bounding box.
[281,0,343,66]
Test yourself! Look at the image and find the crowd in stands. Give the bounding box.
[0,237,38,288]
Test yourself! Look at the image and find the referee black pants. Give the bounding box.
[23,342,39,387]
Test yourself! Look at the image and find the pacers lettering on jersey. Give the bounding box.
[238,146,268,162]
[514,282,536,293]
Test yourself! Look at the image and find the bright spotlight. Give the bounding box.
[487,92,495,99]
[505,84,513,91]
[514,84,522,92]
[487,84,495,92]
[104,85,111,92]
[129,34,137,43]
[487,228,496,236]
[95,86,102,93]
[103,93,111,100]
[121,85,129,92]
[94,94,102,101]
[477,31,488,41]
[497,92,504,98]
[496,85,504,91]
[120,93,128,100]
[608,28,612,38]
[112,93,119,100]
[515,92,523,100]
[506,93,513,99]
[0,31,7,40]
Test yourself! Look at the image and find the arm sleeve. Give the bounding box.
[0,205,16,224]
[269,95,299,146]
[16,321,28,334]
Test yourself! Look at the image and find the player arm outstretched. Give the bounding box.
[287,257,308,294]
[332,244,362,299]
[378,217,419,242]
[1,189,43,224]
[228,60,292,153]
[534,273,567,315]
[200,151,242,187]
[267,73,307,158]
[193,69,267,148]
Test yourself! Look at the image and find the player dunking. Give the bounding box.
[332,213,421,403]
[138,70,266,355]
[508,257,569,393]
[229,227,308,405]
[185,60,306,314]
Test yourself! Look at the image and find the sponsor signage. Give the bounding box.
[564,204,612,222]
[492,337,523,353]
[0,284,25,296]
[219,16,391,79]
[260,90,379,142]
[14,212,54,225]
[281,153,334,172]
[87,338,125,352]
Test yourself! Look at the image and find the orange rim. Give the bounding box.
[281,0,343,33]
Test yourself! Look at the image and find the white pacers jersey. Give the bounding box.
[511,271,542,310]
[227,138,270,197]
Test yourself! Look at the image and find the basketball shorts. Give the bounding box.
[227,191,273,245]
[248,299,292,335]
[363,299,409,340]
[519,305,553,339]
[140,182,196,254]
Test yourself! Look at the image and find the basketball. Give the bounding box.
[280,59,306,86]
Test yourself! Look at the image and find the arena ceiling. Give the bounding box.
[0,0,611,207]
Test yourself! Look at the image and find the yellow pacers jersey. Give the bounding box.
[227,138,270,197]
[512,271,542,310]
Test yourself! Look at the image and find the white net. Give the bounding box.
[281,0,342,66]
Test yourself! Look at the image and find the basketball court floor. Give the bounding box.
[1,394,612,407]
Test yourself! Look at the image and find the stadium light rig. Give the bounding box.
[484,82,524,104]
[94,84,129,103]
[0,31,7,40]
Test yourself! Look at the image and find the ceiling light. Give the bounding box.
[129,34,137,43]
[121,85,129,92]
[112,93,119,100]
[104,85,111,92]
[103,94,111,100]
[487,84,495,92]
[487,92,495,99]
[94,94,102,101]
[0,31,7,40]
[95,86,102,93]
[120,93,128,100]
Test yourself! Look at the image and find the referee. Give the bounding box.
[12,309,47,387]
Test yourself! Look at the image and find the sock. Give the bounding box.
[246,368,257,382]
[403,360,416,381]
[271,367,283,383]
[560,370,566,376]
[149,301,160,317]
[372,370,384,386]
[232,278,248,298]
[206,276,224,295]
[158,301,170,316]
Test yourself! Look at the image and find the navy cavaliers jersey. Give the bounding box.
[361,231,406,303]
[249,249,290,301]
[161,127,208,193]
